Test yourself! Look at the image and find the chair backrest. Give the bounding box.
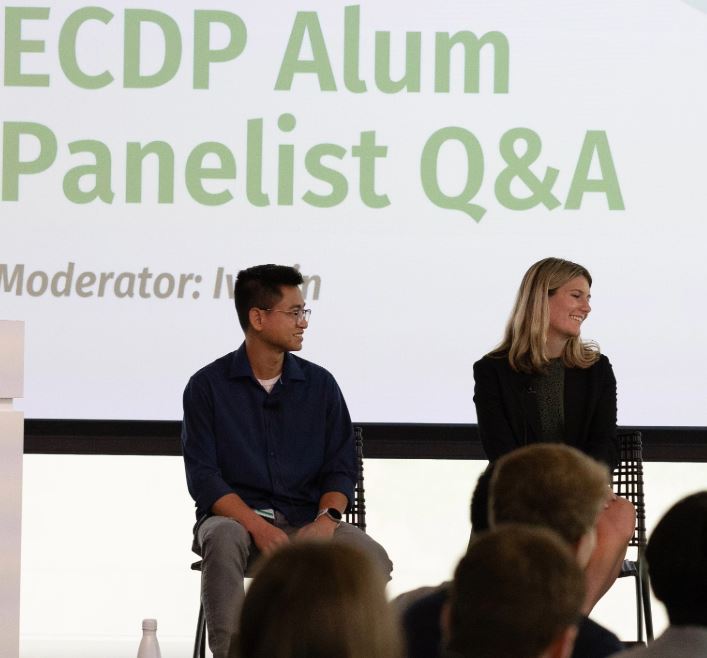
[612,431,646,549]
[344,426,367,531]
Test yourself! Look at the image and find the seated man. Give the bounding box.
[611,491,707,657]
[181,264,392,658]
[444,525,585,658]
[402,445,624,658]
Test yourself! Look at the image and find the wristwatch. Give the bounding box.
[316,507,343,527]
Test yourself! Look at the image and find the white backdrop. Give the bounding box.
[3,0,707,426]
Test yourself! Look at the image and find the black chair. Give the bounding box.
[346,426,367,531]
[613,430,653,643]
[191,426,368,658]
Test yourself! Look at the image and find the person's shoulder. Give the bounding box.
[579,616,618,638]
[287,352,338,385]
[574,616,623,657]
[406,584,450,617]
[474,352,511,375]
[646,626,707,656]
[401,584,450,658]
[395,582,451,618]
[606,643,650,658]
[188,351,237,385]
[586,353,613,376]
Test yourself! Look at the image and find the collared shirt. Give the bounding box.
[181,343,356,526]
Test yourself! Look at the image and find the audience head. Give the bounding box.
[234,264,303,332]
[496,257,598,372]
[490,444,609,564]
[646,490,707,626]
[238,541,402,658]
[469,462,496,534]
[446,525,585,658]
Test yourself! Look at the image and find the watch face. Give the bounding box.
[327,508,342,521]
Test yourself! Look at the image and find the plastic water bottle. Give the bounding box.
[137,619,162,658]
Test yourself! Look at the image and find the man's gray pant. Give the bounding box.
[195,512,393,658]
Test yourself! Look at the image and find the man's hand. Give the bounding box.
[295,514,338,541]
[212,493,290,556]
[250,518,290,556]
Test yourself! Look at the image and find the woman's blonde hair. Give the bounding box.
[492,257,600,373]
[239,542,402,658]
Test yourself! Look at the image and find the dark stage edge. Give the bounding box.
[23,420,707,462]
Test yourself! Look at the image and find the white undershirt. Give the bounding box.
[257,374,281,394]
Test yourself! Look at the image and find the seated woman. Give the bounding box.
[238,541,402,658]
[472,256,635,612]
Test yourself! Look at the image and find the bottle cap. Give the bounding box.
[142,619,157,631]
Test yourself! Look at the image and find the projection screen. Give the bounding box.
[2,0,706,427]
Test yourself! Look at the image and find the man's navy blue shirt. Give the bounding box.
[181,343,356,526]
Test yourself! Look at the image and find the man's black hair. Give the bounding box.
[234,265,303,332]
[646,490,707,626]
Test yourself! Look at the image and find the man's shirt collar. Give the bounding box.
[228,342,305,383]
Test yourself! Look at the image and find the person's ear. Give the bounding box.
[249,307,265,332]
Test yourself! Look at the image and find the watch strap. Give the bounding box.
[316,507,342,527]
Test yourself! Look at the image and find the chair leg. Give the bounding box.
[634,572,644,643]
[194,600,206,658]
[640,565,654,641]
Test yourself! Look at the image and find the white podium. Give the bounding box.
[0,320,24,658]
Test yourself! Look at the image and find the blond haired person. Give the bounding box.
[473,257,634,611]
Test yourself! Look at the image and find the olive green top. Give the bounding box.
[532,358,565,443]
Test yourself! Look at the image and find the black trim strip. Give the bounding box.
[23,419,707,462]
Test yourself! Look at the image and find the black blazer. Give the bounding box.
[473,353,618,471]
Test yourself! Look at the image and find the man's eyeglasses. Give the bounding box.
[260,308,311,322]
